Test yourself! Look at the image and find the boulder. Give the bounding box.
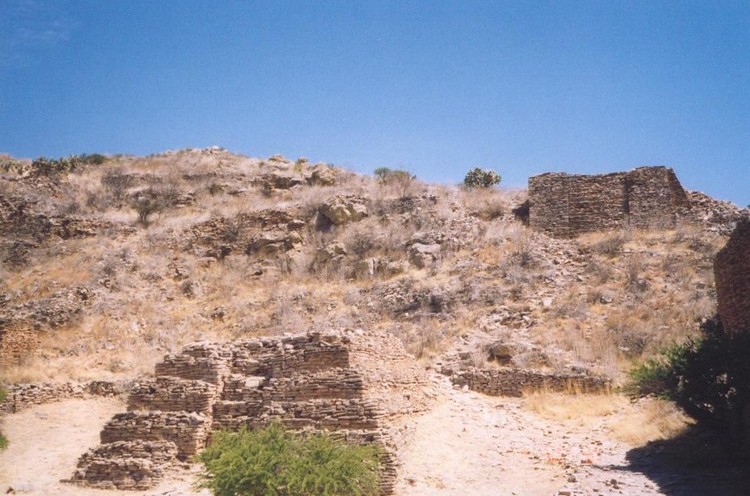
[354,258,377,279]
[316,241,347,265]
[408,243,441,268]
[307,164,337,186]
[486,342,516,366]
[319,196,368,226]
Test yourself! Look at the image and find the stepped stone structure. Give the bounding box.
[69,331,428,493]
[528,166,691,237]
[714,217,750,333]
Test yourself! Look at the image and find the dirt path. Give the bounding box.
[394,377,663,496]
[0,384,741,496]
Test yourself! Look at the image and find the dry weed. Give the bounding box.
[525,391,623,425]
[525,392,692,446]
[609,398,693,446]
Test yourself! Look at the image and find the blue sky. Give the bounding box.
[1,1,748,205]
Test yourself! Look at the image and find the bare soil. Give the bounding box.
[395,377,660,496]
[0,398,206,496]
[0,386,745,496]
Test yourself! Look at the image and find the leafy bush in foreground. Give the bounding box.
[197,423,381,496]
[629,318,750,452]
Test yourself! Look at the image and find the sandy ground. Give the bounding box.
[395,376,748,496]
[394,378,663,496]
[0,398,206,496]
[0,384,745,496]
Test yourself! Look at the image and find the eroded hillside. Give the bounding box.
[2,148,749,495]
[0,148,743,386]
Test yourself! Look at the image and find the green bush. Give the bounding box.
[26,154,108,177]
[463,167,501,189]
[197,423,381,496]
[132,188,165,226]
[0,386,7,451]
[629,318,750,451]
[373,167,417,199]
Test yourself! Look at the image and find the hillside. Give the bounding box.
[0,148,747,495]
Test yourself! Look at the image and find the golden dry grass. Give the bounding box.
[609,398,693,446]
[524,391,692,446]
[0,148,734,388]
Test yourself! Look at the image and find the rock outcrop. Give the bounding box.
[0,286,93,366]
[319,195,368,226]
[529,166,691,237]
[186,209,305,260]
[714,216,750,333]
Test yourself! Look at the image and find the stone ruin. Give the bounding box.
[68,331,430,494]
[0,381,124,415]
[449,367,610,397]
[0,325,38,368]
[528,166,691,237]
[714,216,750,333]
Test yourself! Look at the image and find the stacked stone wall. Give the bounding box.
[627,166,690,228]
[0,325,38,368]
[100,411,211,459]
[568,174,627,234]
[67,440,178,491]
[70,332,397,494]
[529,166,690,237]
[450,367,610,397]
[714,217,750,333]
[0,381,125,414]
[127,377,218,415]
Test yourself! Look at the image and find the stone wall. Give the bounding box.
[0,381,125,415]
[714,217,750,333]
[450,367,610,397]
[100,411,211,460]
[69,332,399,494]
[66,440,178,491]
[0,325,38,368]
[529,166,690,237]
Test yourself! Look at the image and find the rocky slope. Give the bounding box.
[0,147,744,384]
[1,147,747,495]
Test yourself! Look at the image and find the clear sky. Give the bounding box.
[1,1,748,205]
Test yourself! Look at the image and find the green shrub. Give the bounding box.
[79,153,108,165]
[197,423,381,496]
[0,386,7,451]
[463,167,501,189]
[629,318,750,451]
[373,167,417,199]
[131,188,167,226]
[102,166,134,204]
[28,154,109,177]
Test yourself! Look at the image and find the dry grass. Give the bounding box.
[609,398,693,446]
[525,392,692,446]
[525,391,623,423]
[0,148,733,389]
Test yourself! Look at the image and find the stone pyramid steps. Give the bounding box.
[100,411,211,460]
[70,332,396,494]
